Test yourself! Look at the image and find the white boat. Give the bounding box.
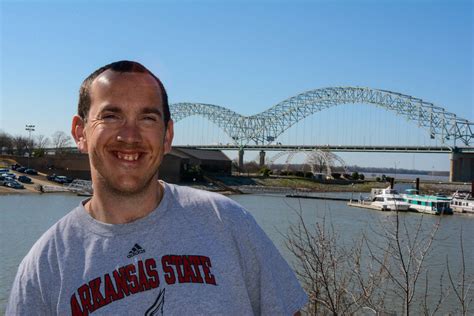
[402,189,452,215]
[450,191,474,214]
[370,188,410,211]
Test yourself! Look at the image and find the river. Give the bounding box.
[1,192,473,314]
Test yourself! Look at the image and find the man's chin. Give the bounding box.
[104,178,157,196]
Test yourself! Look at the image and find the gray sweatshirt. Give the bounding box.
[7,182,307,315]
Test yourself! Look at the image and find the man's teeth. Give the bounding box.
[116,152,139,161]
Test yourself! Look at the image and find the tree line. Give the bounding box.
[0,130,72,157]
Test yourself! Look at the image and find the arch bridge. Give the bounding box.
[170,87,474,181]
[171,86,473,146]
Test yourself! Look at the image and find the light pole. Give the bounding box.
[25,124,35,168]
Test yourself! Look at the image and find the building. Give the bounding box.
[172,147,232,175]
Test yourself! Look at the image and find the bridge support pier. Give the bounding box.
[259,150,266,167]
[238,148,244,171]
[450,152,474,182]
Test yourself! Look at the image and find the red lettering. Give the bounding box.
[88,277,105,311]
[145,258,160,288]
[103,273,119,304]
[189,256,204,283]
[113,268,130,299]
[161,255,176,285]
[199,256,217,285]
[125,264,139,294]
[78,284,93,313]
[71,259,162,315]
[137,260,151,291]
[182,256,197,283]
[70,294,87,316]
[171,255,186,283]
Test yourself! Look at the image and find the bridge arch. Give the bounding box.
[266,149,348,177]
[170,87,473,146]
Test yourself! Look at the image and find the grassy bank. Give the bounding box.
[213,175,471,194]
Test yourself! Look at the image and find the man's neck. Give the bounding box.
[85,180,164,224]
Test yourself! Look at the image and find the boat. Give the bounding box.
[450,190,474,214]
[370,188,410,211]
[401,189,452,215]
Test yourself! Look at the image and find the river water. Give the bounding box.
[1,192,473,314]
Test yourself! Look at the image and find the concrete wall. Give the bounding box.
[450,152,474,182]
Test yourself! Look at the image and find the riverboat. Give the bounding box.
[370,188,410,211]
[402,189,452,215]
[450,191,474,214]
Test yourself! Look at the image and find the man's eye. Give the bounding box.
[143,116,158,122]
[102,114,120,121]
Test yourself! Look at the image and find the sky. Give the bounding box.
[0,0,472,171]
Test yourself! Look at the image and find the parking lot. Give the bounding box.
[0,163,65,194]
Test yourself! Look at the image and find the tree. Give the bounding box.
[259,167,272,177]
[0,131,14,154]
[51,131,72,153]
[35,134,50,150]
[285,208,470,315]
[12,135,29,156]
[351,171,360,180]
[446,228,473,315]
[364,213,441,316]
[32,134,50,157]
[285,211,389,314]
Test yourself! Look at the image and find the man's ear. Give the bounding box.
[71,115,88,154]
[163,119,174,154]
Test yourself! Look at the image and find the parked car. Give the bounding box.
[47,173,57,181]
[17,167,27,173]
[0,168,10,173]
[1,173,16,180]
[11,164,21,170]
[25,168,38,175]
[4,180,24,189]
[54,176,69,184]
[18,175,32,183]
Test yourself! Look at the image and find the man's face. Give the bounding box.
[73,70,173,195]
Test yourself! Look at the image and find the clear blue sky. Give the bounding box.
[1,0,472,171]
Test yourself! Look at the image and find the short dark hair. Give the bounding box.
[78,60,170,125]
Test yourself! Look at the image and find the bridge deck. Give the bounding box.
[175,145,474,153]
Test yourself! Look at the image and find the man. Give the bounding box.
[7,61,307,315]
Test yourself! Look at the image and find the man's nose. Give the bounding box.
[116,120,142,144]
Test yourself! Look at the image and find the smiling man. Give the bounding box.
[7,61,307,315]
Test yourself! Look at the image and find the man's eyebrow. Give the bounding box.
[96,105,163,117]
[141,106,163,117]
[97,105,122,114]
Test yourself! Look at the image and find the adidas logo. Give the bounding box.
[127,243,146,258]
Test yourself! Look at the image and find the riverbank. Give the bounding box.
[1,173,471,196]
[210,175,471,195]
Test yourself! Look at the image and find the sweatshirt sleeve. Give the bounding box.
[5,256,52,316]
[226,202,308,315]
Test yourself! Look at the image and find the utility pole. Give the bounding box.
[25,124,35,168]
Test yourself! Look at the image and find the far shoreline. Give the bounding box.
[1,175,470,196]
